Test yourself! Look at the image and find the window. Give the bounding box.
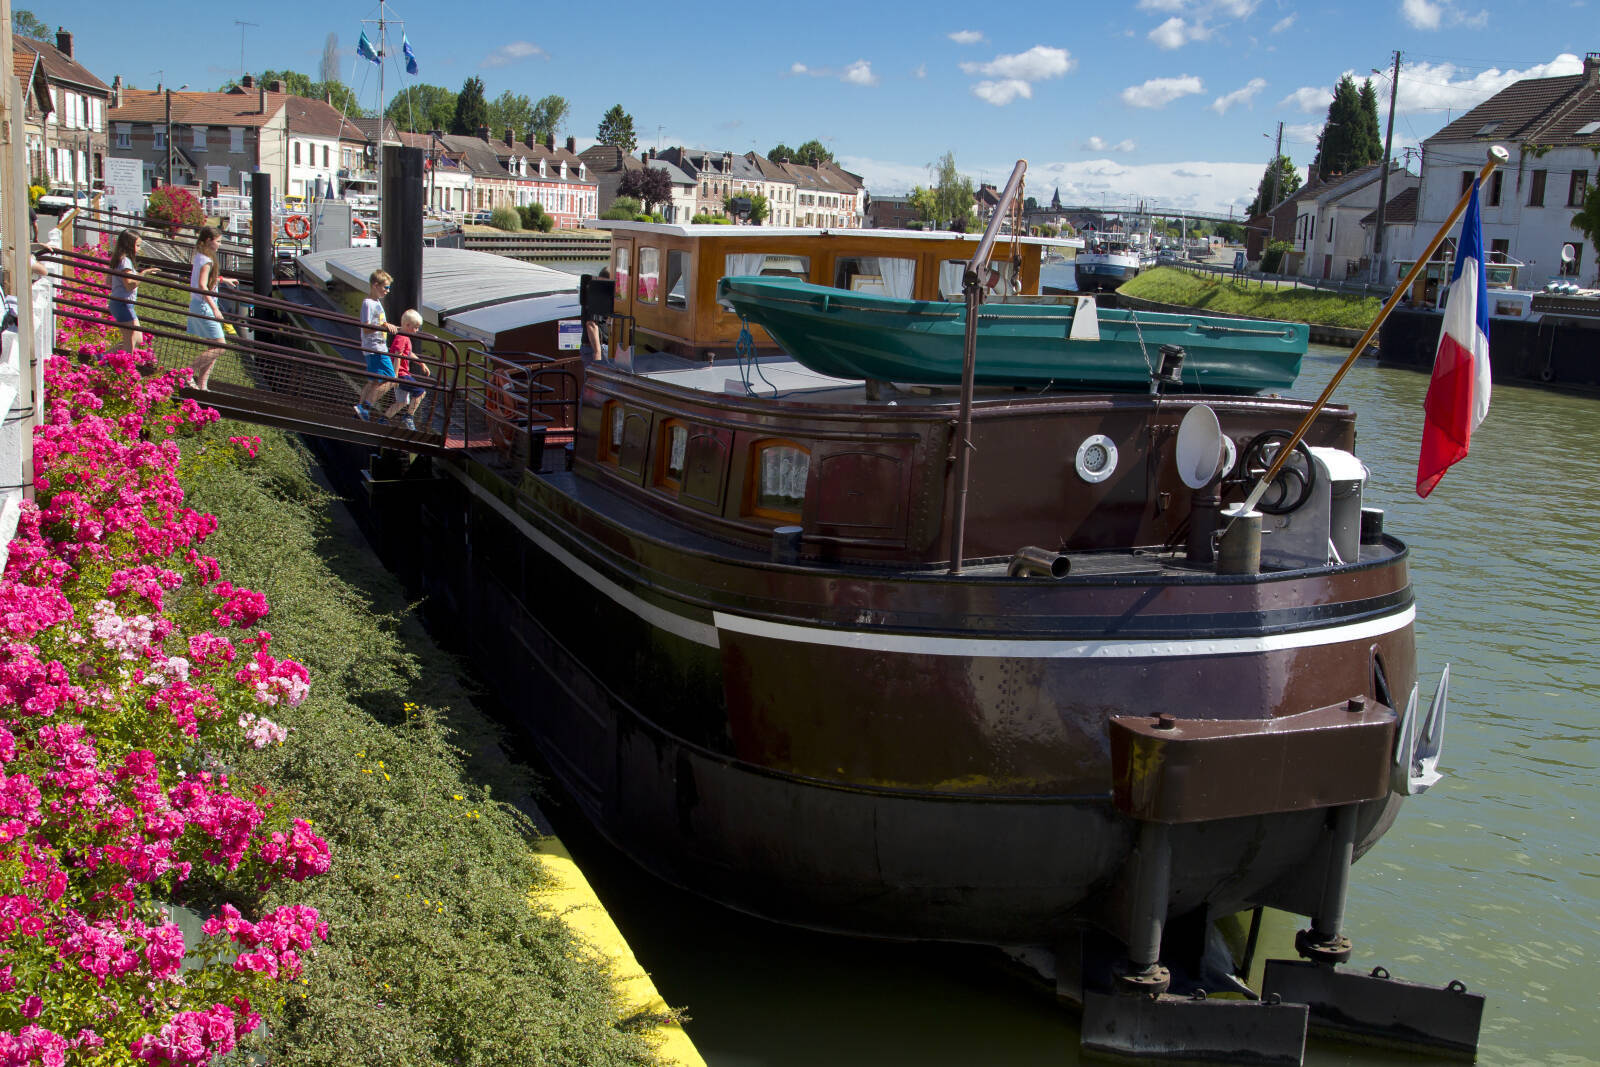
[938,259,1016,299]
[658,422,688,490]
[665,250,689,309]
[293,141,301,165]
[1460,171,1474,195]
[1490,238,1510,263]
[193,127,206,151]
[725,253,809,280]
[154,128,166,149]
[637,247,660,303]
[1568,170,1590,207]
[833,256,915,298]
[114,123,131,149]
[613,245,630,297]
[1327,215,1335,242]
[750,442,809,521]
[1488,171,1504,207]
[600,402,625,463]
[1529,169,1547,207]
[322,145,329,168]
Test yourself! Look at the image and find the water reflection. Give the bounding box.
[548,348,1595,1066]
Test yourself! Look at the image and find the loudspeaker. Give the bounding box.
[580,274,615,319]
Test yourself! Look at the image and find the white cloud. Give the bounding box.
[1280,85,1331,112]
[1083,136,1138,152]
[914,63,927,78]
[791,62,809,74]
[960,45,1075,105]
[1149,16,1215,49]
[1285,121,1323,145]
[1270,14,1296,31]
[1137,0,1189,10]
[1120,75,1205,108]
[1213,0,1259,15]
[1401,0,1489,28]
[481,41,547,68]
[1211,77,1267,114]
[842,59,878,86]
[1380,54,1581,117]
[948,29,985,44]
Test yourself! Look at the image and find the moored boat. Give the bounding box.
[716,274,1307,392]
[1074,231,1158,292]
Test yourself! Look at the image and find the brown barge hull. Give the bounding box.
[440,460,1414,947]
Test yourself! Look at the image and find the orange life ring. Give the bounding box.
[352,217,370,239]
[283,215,311,240]
[486,369,518,450]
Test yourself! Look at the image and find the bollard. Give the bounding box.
[1216,504,1261,575]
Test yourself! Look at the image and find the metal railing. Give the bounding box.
[1169,258,1391,298]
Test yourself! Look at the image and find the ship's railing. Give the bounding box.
[44,246,464,452]
[457,345,583,468]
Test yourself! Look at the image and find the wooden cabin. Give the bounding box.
[593,221,1065,360]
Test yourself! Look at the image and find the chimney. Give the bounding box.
[55,29,73,59]
[478,125,490,141]
[566,136,576,153]
[1586,51,1600,86]
[525,129,536,148]
[503,127,514,146]
[111,74,122,109]
[268,80,285,94]
[545,133,555,151]
[241,74,255,89]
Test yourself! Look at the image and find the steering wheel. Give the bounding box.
[1230,430,1317,514]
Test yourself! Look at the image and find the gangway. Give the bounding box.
[45,246,582,469]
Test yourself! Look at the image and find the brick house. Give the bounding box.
[109,83,288,193]
[15,29,111,191]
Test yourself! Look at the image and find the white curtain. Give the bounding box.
[875,257,915,299]
[726,254,767,277]
[938,261,964,299]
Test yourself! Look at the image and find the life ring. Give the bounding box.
[352,217,369,239]
[486,369,519,451]
[283,215,311,240]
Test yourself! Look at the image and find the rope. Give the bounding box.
[735,317,779,397]
[1129,310,1155,378]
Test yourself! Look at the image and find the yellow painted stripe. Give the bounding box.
[530,837,706,1067]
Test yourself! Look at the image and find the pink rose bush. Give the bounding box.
[1,272,329,1063]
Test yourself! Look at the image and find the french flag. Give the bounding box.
[1416,180,1492,498]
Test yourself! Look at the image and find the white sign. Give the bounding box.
[102,157,144,219]
[557,319,582,350]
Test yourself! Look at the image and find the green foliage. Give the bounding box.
[908,185,938,225]
[1310,75,1382,181]
[596,105,637,155]
[226,70,364,116]
[517,204,555,232]
[793,139,834,167]
[1213,221,1245,242]
[723,192,769,223]
[530,95,570,142]
[930,151,975,230]
[1247,155,1301,215]
[12,9,49,40]
[489,206,522,231]
[1260,240,1292,274]
[451,76,489,136]
[177,425,660,1067]
[690,213,730,224]
[1121,266,1382,329]
[600,195,641,220]
[767,143,795,164]
[387,84,457,133]
[1572,183,1600,281]
[486,90,533,138]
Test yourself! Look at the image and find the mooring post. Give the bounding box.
[1297,803,1358,963]
[381,144,425,327]
[250,171,273,298]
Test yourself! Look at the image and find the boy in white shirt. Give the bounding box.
[354,270,398,420]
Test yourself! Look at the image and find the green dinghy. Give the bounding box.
[717,275,1307,394]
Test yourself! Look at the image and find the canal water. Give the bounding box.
[533,343,1596,1066]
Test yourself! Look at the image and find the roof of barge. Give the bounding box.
[296,246,577,326]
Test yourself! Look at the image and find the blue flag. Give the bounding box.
[357,30,380,64]
[402,34,418,75]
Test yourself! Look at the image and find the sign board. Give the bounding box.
[1233,250,1247,272]
[557,319,582,351]
[102,157,144,218]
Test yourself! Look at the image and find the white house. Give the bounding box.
[1400,51,1600,288]
[1284,163,1419,281]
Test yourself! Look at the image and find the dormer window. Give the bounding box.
[579,162,587,180]
[539,158,547,178]
[560,160,568,179]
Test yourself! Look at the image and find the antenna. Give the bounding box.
[233,20,259,82]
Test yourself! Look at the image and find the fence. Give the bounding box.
[1170,259,1391,299]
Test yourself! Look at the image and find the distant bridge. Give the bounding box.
[1027,204,1249,227]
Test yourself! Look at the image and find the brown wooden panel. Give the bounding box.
[815,449,909,536]
[681,428,731,512]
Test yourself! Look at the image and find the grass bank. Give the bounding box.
[1120,267,1382,330]
[180,424,662,1066]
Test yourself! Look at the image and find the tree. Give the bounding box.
[451,76,488,136]
[221,69,364,115]
[1309,74,1381,181]
[908,185,939,225]
[320,34,341,84]
[768,143,795,164]
[1357,79,1384,162]
[619,167,672,213]
[388,84,457,133]
[601,195,642,221]
[793,139,834,168]
[12,10,49,40]
[486,91,533,138]
[724,191,769,224]
[530,95,570,142]
[930,151,975,230]
[1572,184,1600,283]
[1246,155,1301,215]
[596,105,637,155]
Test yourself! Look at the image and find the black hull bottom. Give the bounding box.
[1379,306,1600,392]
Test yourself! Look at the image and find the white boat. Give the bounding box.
[1074,230,1157,293]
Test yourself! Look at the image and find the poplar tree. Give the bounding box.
[451,77,488,136]
[1309,75,1383,181]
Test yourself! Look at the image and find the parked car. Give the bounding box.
[37,188,94,211]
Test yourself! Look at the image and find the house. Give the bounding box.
[1401,50,1600,287]
[1358,187,1418,278]
[392,130,472,215]
[519,134,598,227]
[867,194,918,228]
[656,147,739,219]
[579,145,695,222]
[645,155,697,223]
[1278,163,1419,280]
[15,29,111,191]
[109,82,288,194]
[782,161,864,228]
[438,131,517,215]
[11,42,55,185]
[277,89,367,200]
[736,153,797,226]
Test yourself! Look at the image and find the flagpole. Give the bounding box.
[1236,144,1508,517]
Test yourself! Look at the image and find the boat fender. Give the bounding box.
[486,369,520,451]
[1007,546,1070,579]
[1538,364,1555,382]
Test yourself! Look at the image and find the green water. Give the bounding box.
[557,347,1597,1066]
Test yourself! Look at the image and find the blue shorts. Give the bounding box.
[364,351,394,377]
[109,298,137,325]
[186,299,224,341]
[393,374,424,404]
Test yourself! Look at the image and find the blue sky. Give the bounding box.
[49,0,1588,214]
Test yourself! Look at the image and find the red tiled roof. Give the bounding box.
[112,89,287,127]
[282,95,366,141]
[13,33,107,92]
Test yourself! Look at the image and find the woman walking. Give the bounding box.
[185,226,231,390]
[108,229,160,355]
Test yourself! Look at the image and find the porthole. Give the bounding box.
[1075,434,1118,483]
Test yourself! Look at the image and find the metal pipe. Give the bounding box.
[1007,545,1070,579]
[250,171,272,297]
[1310,804,1359,944]
[1127,820,1171,970]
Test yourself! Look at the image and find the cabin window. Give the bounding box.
[749,441,810,521]
[637,247,660,303]
[600,401,624,463]
[666,250,689,310]
[939,259,1017,299]
[658,421,688,490]
[725,253,810,280]
[1529,169,1547,207]
[833,256,915,299]
[613,245,630,298]
[1568,170,1590,208]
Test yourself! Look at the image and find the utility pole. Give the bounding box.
[233,20,259,84]
[1267,121,1284,213]
[1371,50,1401,284]
[164,89,173,186]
